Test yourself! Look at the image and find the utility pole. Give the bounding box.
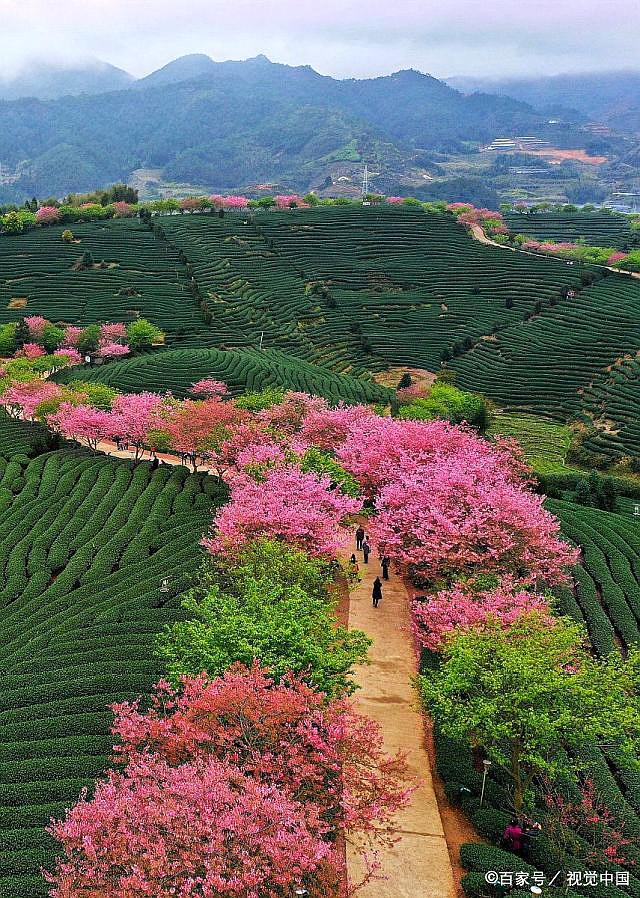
[362,164,370,205]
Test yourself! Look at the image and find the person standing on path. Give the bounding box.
[381,555,390,580]
[355,525,365,550]
[372,577,383,608]
[348,554,361,585]
[362,539,371,563]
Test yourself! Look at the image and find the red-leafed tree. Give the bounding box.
[46,665,411,898]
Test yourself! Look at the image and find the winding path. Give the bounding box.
[342,540,455,898]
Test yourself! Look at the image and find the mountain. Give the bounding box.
[136,54,218,88]
[0,55,551,203]
[0,60,133,100]
[447,70,640,122]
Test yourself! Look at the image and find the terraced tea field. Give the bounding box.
[0,219,205,345]
[0,450,226,897]
[451,273,640,424]
[549,499,640,657]
[504,211,638,248]
[487,412,572,473]
[55,346,391,404]
[579,356,640,462]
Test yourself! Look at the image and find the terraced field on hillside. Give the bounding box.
[550,499,640,657]
[451,273,640,423]
[579,356,640,462]
[505,211,638,248]
[0,450,226,897]
[0,219,204,345]
[3,207,640,453]
[55,346,391,404]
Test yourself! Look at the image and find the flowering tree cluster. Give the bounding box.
[412,580,553,651]
[47,664,410,898]
[35,205,60,225]
[3,315,164,360]
[447,202,507,236]
[204,465,361,558]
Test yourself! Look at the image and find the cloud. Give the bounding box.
[0,0,638,79]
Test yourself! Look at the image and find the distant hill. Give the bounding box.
[0,60,133,100]
[0,55,546,202]
[447,70,640,123]
[136,53,218,88]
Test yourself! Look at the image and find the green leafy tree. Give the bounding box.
[0,324,17,356]
[77,324,101,355]
[301,447,361,498]
[420,614,640,815]
[126,318,165,351]
[159,539,370,697]
[68,381,120,410]
[235,387,286,412]
[41,323,65,353]
[2,211,24,234]
[398,383,489,431]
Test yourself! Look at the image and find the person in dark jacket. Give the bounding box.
[362,539,371,563]
[355,526,365,550]
[381,556,390,580]
[372,577,383,607]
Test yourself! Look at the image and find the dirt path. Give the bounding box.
[343,539,455,898]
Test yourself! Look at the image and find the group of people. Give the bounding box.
[501,819,542,859]
[348,526,391,608]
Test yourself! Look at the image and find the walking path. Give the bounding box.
[343,540,455,898]
[469,221,640,279]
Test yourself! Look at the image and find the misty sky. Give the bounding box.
[1,0,638,80]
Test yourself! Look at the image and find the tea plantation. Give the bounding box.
[54,346,391,404]
[2,203,640,894]
[504,211,638,248]
[3,207,640,458]
[549,498,640,656]
[0,219,206,346]
[0,449,226,897]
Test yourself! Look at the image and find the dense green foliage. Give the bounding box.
[398,382,489,431]
[0,450,226,896]
[159,539,370,696]
[420,614,640,815]
[0,58,548,201]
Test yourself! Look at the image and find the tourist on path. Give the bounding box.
[355,525,365,550]
[372,577,383,608]
[348,554,360,585]
[381,555,390,580]
[362,539,371,563]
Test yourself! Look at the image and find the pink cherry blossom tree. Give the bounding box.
[190,378,229,398]
[46,665,410,898]
[24,315,48,340]
[412,580,554,652]
[1,380,62,419]
[371,454,578,586]
[49,403,118,452]
[99,322,127,343]
[204,464,361,557]
[97,341,131,358]
[35,206,60,225]
[110,392,170,459]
